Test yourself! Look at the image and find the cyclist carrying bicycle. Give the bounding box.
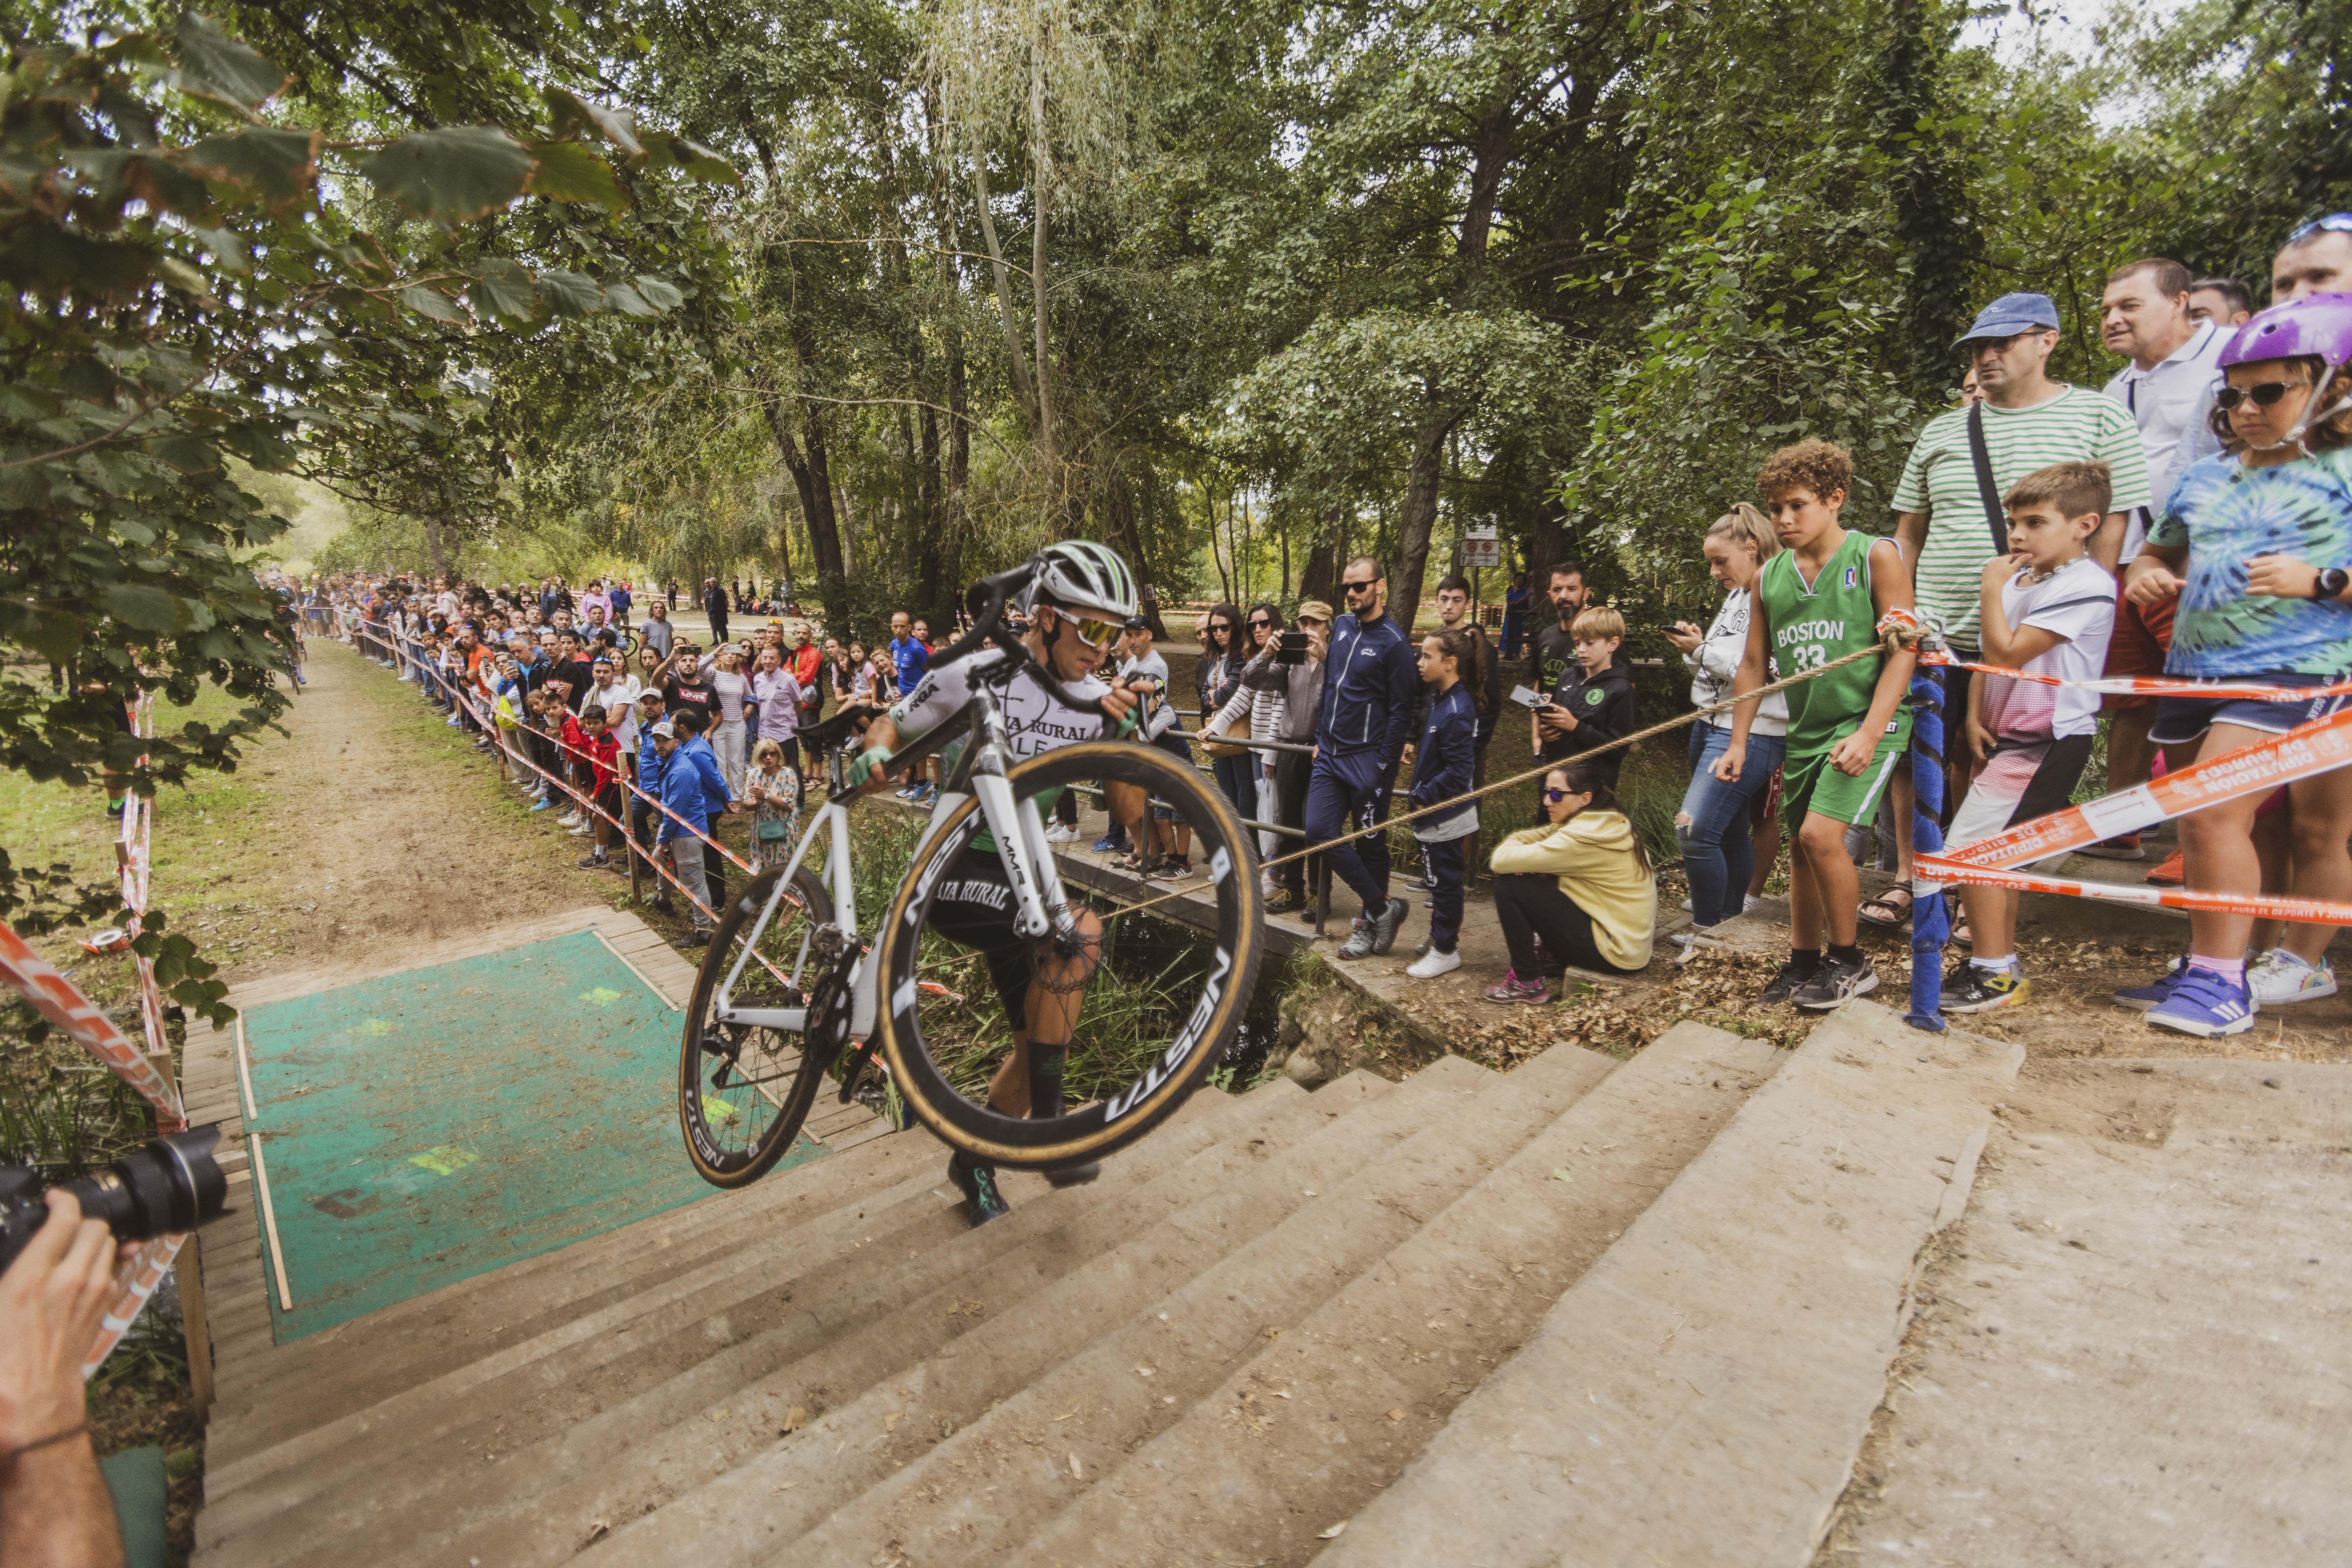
[847,541,1145,1225]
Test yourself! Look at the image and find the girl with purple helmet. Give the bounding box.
[2117,290,2352,1033]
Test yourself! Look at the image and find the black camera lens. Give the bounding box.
[61,1127,229,1243]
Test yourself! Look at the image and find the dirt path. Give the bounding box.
[152,640,630,989]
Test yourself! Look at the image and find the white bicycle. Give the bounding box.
[679,563,1264,1187]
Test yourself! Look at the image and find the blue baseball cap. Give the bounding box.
[1954,291,2062,346]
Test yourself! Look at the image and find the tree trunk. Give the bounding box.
[758,376,848,632]
[970,159,1039,428]
[423,514,448,580]
[1107,472,1167,638]
[1390,410,1455,634]
[1027,42,1065,532]
[1299,519,1339,606]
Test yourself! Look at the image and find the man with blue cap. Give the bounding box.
[1865,292,2152,922]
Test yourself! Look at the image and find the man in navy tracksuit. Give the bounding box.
[1305,556,1419,958]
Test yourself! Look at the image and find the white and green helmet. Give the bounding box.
[1026,540,1139,623]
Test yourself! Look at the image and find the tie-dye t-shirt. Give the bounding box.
[2149,448,2352,677]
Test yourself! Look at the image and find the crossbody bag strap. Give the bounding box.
[1965,401,2008,555]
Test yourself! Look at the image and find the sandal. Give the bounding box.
[1858,885,1914,928]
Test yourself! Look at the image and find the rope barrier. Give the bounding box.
[1091,631,1916,928]
[348,597,2351,1009]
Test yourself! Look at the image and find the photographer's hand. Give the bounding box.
[0,1191,128,1568]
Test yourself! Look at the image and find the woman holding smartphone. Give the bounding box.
[1661,504,1788,954]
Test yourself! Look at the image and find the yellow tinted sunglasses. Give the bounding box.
[1068,615,1122,649]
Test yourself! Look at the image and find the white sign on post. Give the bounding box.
[1461,524,1502,570]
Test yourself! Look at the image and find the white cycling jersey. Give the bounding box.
[888,645,1114,761]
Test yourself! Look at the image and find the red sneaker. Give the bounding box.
[2144,849,2184,886]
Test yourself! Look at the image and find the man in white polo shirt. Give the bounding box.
[1889,292,2151,876]
[2079,258,2226,860]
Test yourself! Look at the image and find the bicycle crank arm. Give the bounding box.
[834,1035,882,1103]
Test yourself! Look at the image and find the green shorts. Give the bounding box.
[1782,727,1909,835]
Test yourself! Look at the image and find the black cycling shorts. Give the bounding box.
[924,848,1035,1030]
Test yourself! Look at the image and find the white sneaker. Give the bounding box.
[2247,948,2338,1006]
[1044,823,1077,844]
[1405,947,1462,979]
[568,824,592,837]
[557,811,583,828]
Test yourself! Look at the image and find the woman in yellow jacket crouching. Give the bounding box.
[1483,759,1656,1003]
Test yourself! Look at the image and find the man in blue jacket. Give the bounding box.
[1305,556,1419,958]
[654,708,735,946]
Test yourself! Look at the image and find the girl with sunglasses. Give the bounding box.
[1194,603,1252,825]
[2116,292,2352,1032]
[1483,759,1657,1002]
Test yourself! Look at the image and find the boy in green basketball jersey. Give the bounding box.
[1716,440,1918,1011]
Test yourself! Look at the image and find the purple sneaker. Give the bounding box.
[2146,965,2257,1038]
[1483,969,1549,1005]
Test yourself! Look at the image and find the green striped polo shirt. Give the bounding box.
[1890,387,2150,652]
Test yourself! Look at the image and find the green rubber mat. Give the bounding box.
[240,928,825,1342]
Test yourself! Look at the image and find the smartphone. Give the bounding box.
[1508,684,1555,710]
[1276,630,1309,667]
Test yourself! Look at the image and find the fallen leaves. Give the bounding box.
[779,1406,808,1435]
[1319,1522,1348,1539]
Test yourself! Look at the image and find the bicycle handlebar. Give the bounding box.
[940,560,1111,720]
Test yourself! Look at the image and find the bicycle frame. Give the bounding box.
[708,675,1079,1044]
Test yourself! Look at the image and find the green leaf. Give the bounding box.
[102,583,185,633]
[183,127,321,213]
[171,14,290,112]
[632,274,683,311]
[144,432,219,475]
[601,281,656,318]
[639,130,738,185]
[359,127,535,228]
[466,259,543,325]
[186,223,251,272]
[526,140,628,208]
[535,268,604,315]
[543,86,643,158]
[397,285,467,323]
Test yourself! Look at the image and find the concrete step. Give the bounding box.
[1019,1022,1783,1566]
[205,1105,944,1445]
[201,1092,1262,1511]
[613,1048,1615,1568]
[197,1071,1391,1568]
[421,1053,1486,1568]
[1315,1001,2023,1568]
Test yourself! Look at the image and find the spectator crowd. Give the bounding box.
[289,216,2351,1039]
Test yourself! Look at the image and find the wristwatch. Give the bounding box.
[2317,567,2351,600]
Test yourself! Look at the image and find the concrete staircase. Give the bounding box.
[190,1001,2021,1567]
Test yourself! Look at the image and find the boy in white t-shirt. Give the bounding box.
[1939,461,2118,1013]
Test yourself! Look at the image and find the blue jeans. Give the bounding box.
[1212,752,1256,826]
[1677,723,1786,929]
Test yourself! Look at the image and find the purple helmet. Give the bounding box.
[2217,290,2352,450]
[2218,290,2352,370]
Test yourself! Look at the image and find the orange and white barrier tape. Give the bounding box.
[1918,705,2352,924]
[0,918,190,1376]
[1920,650,2352,703]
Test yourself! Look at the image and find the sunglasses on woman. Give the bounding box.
[2214,380,2308,412]
[1248,617,1272,631]
[1541,787,1575,802]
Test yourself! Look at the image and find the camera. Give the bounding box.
[0,1127,229,1276]
[1275,630,1310,667]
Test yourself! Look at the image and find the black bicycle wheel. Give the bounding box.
[679,862,836,1188]
[871,739,1263,1171]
